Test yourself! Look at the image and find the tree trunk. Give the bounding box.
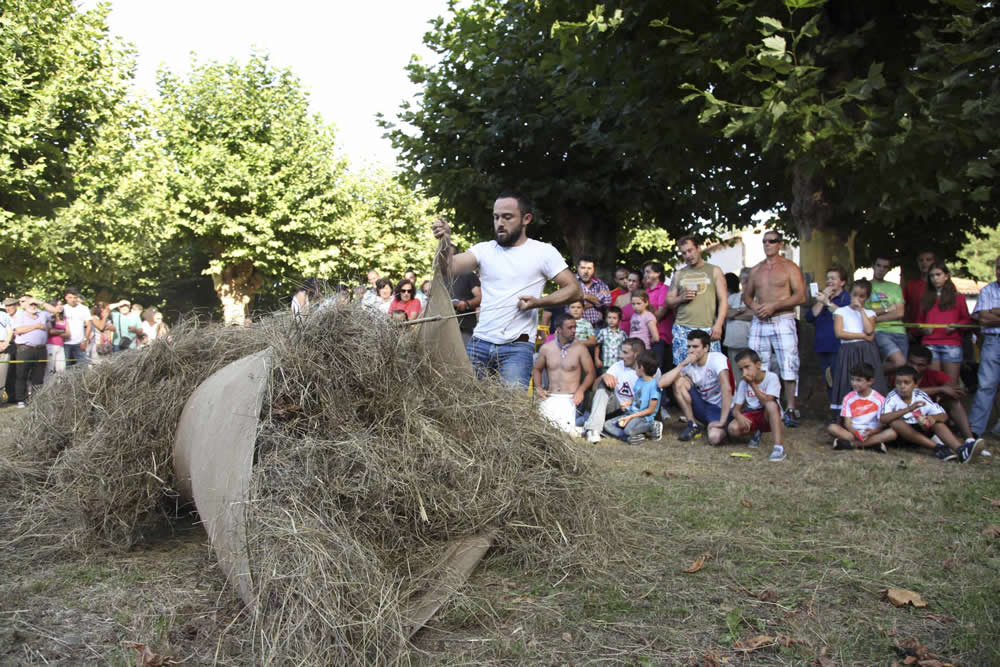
[553,203,618,281]
[791,161,856,284]
[212,261,263,326]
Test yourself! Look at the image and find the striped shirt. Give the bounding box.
[577,276,612,325]
[972,281,1000,334]
[596,326,626,368]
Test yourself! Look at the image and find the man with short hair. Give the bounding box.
[575,255,611,327]
[658,329,733,446]
[667,235,728,365]
[742,230,807,426]
[62,288,92,368]
[866,256,908,373]
[969,255,1000,438]
[432,191,582,387]
[11,297,52,407]
[903,250,936,341]
[583,337,662,443]
[610,267,629,306]
[532,312,596,435]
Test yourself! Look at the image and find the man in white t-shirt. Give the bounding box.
[432,191,582,387]
[658,329,732,445]
[62,288,92,368]
[582,337,662,443]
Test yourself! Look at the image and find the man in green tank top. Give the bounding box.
[666,236,729,366]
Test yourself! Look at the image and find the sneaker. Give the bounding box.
[678,422,704,442]
[874,443,888,454]
[832,438,853,451]
[748,431,762,448]
[651,421,663,442]
[586,429,601,444]
[934,445,957,462]
[782,408,800,428]
[573,426,586,437]
[627,433,646,446]
[958,438,983,464]
[659,406,671,422]
[768,445,787,462]
[16,402,25,409]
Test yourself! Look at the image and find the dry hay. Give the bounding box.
[0,304,628,663]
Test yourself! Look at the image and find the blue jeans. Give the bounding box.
[465,337,534,388]
[970,336,999,435]
[64,343,88,368]
[603,415,652,442]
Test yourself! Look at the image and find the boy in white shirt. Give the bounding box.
[727,348,786,461]
[827,362,896,452]
[879,366,980,463]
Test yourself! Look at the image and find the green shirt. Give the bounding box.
[673,263,719,328]
[865,279,905,334]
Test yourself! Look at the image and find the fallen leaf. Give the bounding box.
[757,588,778,602]
[982,524,1000,538]
[919,612,954,624]
[561,632,572,643]
[984,496,1000,507]
[733,634,773,652]
[882,588,929,608]
[741,499,752,508]
[903,658,918,665]
[641,470,653,477]
[775,633,799,647]
[894,638,931,659]
[682,552,710,573]
[122,642,177,667]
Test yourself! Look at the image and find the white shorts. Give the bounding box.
[539,393,578,435]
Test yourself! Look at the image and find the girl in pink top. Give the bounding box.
[918,262,971,382]
[46,305,69,375]
[629,290,660,349]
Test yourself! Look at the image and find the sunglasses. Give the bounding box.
[762,238,781,244]
[399,289,413,294]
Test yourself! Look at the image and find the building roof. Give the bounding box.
[952,277,988,296]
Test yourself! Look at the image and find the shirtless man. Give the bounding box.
[742,230,807,426]
[532,312,596,435]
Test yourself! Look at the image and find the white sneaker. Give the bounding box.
[768,445,786,462]
[651,421,663,441]
[586,430,601,444]
[16,402,25,409]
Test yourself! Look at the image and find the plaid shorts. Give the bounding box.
[748,314,799,381]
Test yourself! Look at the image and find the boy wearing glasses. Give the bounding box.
[11,298,52,407]
[742,231,807,427]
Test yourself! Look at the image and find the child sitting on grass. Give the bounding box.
[603,350,661,445]
[566,299,597,349]
[595,306,626,372]
[827,362,896,452]
[879,366,980,463]
[726,348,784,457]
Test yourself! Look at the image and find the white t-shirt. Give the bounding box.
[469,239,568,344]
[840,389,885,436]
[681,351,730,407]
[605,360,661,404]
[880,388,944,425]
[62,303,91,345]
[834,306,875,344]
[734,370,781,411]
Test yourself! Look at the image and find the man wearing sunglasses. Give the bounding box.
[432,190,582,388]
[742,231,807,426]
[10,298,53,407]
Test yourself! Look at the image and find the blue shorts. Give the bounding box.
[688,386,731,426]
[926,344,962,364]
[875,331,908,359]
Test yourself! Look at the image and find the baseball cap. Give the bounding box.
[2,298,17,307]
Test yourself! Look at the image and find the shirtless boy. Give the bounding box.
[532,312,597,435]
[742,230,807,426]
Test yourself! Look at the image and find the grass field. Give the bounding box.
[2,416,997,665]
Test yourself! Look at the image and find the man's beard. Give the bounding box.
[495,224,523,247]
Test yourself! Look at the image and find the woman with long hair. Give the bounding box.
[89,301,114,362]
[389,278,422,321]
[918,262,971,382]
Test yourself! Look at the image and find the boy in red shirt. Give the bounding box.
[827,362,896,452]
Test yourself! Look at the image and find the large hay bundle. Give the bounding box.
[0,305,623,663]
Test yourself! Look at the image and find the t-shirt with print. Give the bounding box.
[680,351,730,407]
[865,280,905,334]
[629,311,656,348]
[880,388,945,425]
[840,389,885,437]
[604,360,662,406]
[627,376,660,423]
[734,370,781,412]
[673,263,719,328]
[574,318,595,343]
[833,305,876,342]
[468,238,567,344]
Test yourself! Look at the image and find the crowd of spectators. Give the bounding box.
[0,290,169,408]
